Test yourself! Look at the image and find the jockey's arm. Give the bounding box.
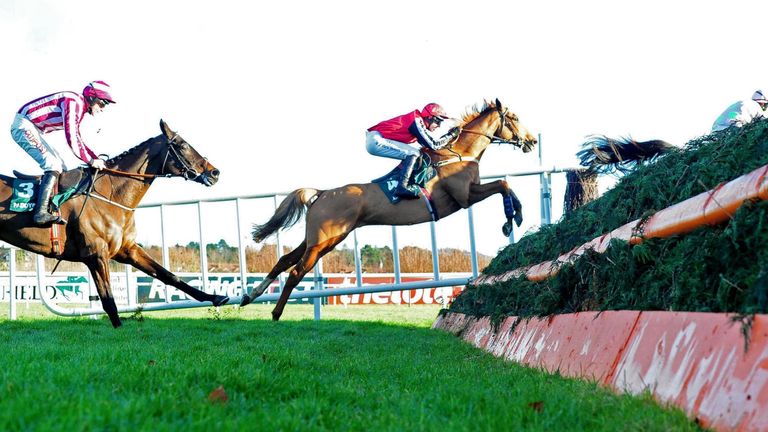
[62,98,99,165]
[410,118,459,150]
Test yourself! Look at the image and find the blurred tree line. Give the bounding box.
[0,240,491,273]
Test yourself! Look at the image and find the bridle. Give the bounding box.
[161,134,206,181]
[100,134,206,181]
[460,106,522,146]
[81,133,210,213]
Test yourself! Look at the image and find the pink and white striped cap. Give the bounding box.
[83,80,116,103]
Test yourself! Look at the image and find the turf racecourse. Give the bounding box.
[0,304,701,431]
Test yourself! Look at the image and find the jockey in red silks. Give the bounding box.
[10,81,116,225]
[366,103,460,198]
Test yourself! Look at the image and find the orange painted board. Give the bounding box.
[642,165,768,239]
[498,312,640,383]
[434,311,768,432]
[432,311,476,334]
[611,312,768,432]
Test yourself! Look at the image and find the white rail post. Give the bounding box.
[430,221,440,281]
[538,133,552,225]
[273,195,285,293]
[9,248,16,321]
[391,226,401,285]
[160,204,171,302]
[197,201,208,296]
[35,254,46,312]
[313,258,323,320]
[125,264,135,307]
[353,231,363,288]
[467,207,479,278]
[236,198,248,300]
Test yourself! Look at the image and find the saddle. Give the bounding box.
[12,168,86,191]
[372,154,437,204]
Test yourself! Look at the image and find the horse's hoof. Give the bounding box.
[502,222,513,237]
[212,295,229,307]
[240,295,252,307]
[514,212,523,227]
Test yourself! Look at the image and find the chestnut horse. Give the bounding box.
[241,99,538,320]
[0,120,229,328]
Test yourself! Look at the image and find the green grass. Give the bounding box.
[0,304,701,431]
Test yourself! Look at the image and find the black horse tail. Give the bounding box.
[563,169,599,216]
[252,188,321,243]
[576,135,677,174]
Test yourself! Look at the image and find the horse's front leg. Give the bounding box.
[468,180,523,236]
[86,255,122,328]
[114,243,229,306]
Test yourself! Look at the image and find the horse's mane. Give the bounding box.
[106,136,158,165]
[458,99,500,127]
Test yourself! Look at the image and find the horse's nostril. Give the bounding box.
[211,169,220,178]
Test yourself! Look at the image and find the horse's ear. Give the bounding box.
[159,119,174,138]
[495,98,503,111]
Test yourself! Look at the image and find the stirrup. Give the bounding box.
[394,185,419,199]
[33,212,66,226]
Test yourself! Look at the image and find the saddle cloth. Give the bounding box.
[9,169,89,212]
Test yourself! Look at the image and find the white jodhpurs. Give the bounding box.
[10,113,65,172]
[365,130,420,160]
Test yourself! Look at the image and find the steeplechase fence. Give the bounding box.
[434,162,768,432]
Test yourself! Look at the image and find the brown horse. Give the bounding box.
[241,99,538,320]
[0,120,229,328]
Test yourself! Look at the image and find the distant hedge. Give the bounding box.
[449,119,768,322]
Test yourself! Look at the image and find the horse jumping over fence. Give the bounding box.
[241,99,538,320]
[563,136,677,214]
[0,120,229,328]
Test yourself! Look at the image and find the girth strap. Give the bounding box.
[433,156,479,168]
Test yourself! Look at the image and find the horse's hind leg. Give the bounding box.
[241,241,307,306]
[114,243,229,306]
[271,237,345,321]
[86,255,121,328]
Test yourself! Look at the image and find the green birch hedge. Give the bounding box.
[449,119,768,322]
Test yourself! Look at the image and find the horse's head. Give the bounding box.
[158,120,220,186]
[453,99,538,158]
[491,99,537,153]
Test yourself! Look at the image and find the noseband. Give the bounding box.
[162,134,206,181]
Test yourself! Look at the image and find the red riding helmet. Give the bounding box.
[83,81,116,104]
[422,103,449,119]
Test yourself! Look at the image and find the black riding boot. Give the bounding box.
[394,155,419,199]
[33,171,65,226]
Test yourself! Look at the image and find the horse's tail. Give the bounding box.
[576,135,677,174]
[563,169,599,216]
[252,188,321,243]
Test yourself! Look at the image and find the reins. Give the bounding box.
[78,133,204,214]
[98,167,172,179]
